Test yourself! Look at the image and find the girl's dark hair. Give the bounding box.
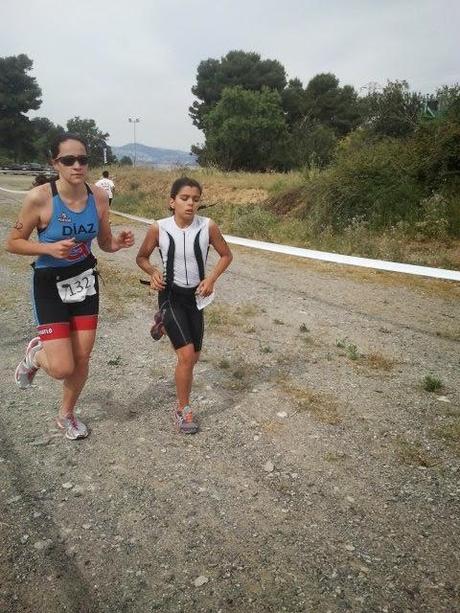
[50,132,88,159]
[170,177,202,199]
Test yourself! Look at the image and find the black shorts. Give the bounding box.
[158,285,204,352]
[32,254,99,341]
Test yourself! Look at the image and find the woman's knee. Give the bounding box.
[47,353,90,380]
[47,361,75,380]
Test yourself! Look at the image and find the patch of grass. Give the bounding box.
[324,451,350,462]
[108,355,122,366]
[232,367,246,380]
[422,374,443,392]
[206,303,242,330]
[433,420,460,455]
[336,337,360,360]
[260,345,272,354]
[261,420,286,434]
[217,355,258,391]
[244,325,256,333]
[98,262,145,316]
[278,378,341,425]
[394,437,437,467]
[364,352,396,371]
[299,323,310,333]
[273,318,284,325]
[346,343,359,360]
[236,302,261,317]
[436,328,460,341]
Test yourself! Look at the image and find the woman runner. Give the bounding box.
[5,133,134,440]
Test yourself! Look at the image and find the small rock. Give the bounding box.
[276,411,288,418]
[30,437,51,447]
[82,523,91,530]
[20,534,29,544]
[62,482,73,490]
[33,539,52,551]
[7,495,21,504]
[345,544,356,552]
[194,575,209,587]
[73,486,85,497]
[263,460,274,473]
[346,496,355,504]
[436,396,450,403]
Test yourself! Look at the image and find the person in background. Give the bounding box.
[95,170,115,206]
[5,133,134,440]
[136,177,233,434]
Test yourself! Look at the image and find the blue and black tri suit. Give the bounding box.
[32,180,100,341]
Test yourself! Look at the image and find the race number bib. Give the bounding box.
[56,268,96,303]
[195,291,215,310]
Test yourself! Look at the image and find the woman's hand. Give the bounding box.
[47,238,77,259]
[116,230,135,249]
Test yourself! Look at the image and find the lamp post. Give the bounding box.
[128,117,140,166]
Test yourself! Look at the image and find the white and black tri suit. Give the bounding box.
[157,215,210,351]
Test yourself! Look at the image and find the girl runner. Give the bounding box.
[136,177,233,433]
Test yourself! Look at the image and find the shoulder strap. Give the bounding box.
[165,230,175,288]
[50,180,58,197]
[193,229,205,281]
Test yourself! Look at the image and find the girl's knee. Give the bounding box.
[177,347,196,367]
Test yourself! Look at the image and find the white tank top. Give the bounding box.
[157,215,210,288]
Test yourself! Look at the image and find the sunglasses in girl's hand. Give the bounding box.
[56,155,89,166]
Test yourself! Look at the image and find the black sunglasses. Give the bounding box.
[55,155,89,166]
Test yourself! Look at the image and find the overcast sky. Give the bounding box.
[1,0,459,151]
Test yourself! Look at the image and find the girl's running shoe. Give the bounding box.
[173,405,199,434]
[150,309,165,341]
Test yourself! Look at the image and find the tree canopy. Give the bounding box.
[190,52,365,170]
[195,86,291,171]
[0,54,42,161]
[190,50,287,130]
[66,117,115,166]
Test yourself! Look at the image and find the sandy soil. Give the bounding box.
[1,180,459,612]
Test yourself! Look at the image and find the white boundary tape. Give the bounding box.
[109,210,460,282]
[1,185,459,281]
[0,186,28,194]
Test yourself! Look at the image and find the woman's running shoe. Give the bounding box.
[15,337,42,389]
[56,415,89,440]
[150,309,165,341]
[173,405,199,434]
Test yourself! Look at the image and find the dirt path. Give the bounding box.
[1,184,459,612]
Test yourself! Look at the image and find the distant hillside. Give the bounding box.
[112,143,197,167]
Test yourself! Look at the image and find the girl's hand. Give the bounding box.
[150,269,166,291]
[196,278,214,297]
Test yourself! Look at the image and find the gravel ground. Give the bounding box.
[1,184,459,613]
